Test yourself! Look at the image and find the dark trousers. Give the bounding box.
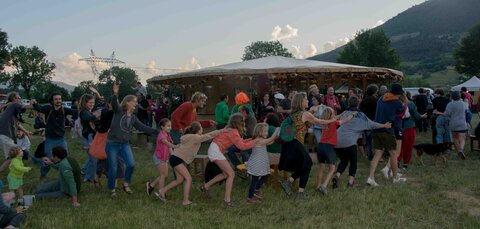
[364,131,374,161]
[335,145,358,177]
[281,140,312,189]
[226,145,250,168]
[0,212,26,228]
[248,175,268,198]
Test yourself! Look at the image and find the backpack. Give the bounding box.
[279,112,300,142]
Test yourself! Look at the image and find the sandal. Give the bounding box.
[199,185,211,198]
[111,190,117,198]
[224,200,236,208]
[154,192,166,202]
[123,185,133,194]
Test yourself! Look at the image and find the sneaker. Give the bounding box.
[146,182,154,196]
[458,152,466,160]
[295,192,308,200]
[366,177,379,187]
[318,185,327,195]
[154,192,166,202]
[199,185,211,198]
[393,176,407,184]
[279,180,293,196]
[253,190,263,199]
[332,176,339,189]
[389,171,403,178]
[381,167,389,179]
[246,198,258,204]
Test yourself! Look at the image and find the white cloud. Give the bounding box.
[290,45,303,59]
[373,20,385,28]
[271,24,298,41]
[179,57,202,71]
[290,44,318,59]
[52,52,110,85]
[145,60,159,75]
[323,37,351,53]
[305,44,317,57]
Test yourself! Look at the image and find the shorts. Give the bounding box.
[372,132,397,151]
[316,143,336,164]
[152,155,167,166]
[7,175,23,190]
[208,142,227,161]
[169,155,185,167]
[394,127,403,140]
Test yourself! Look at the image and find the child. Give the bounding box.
[246,123,279,203]
[146,118,177,195]
[7,146,32,201]
[15,129,31,161]
[156,122,226,205]
[315,107,355,195]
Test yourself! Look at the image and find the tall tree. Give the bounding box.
[242,41,293,61]
[454,23,480,76]
[31,81,71,103]
[337,29,401,69]
[71,80,97,100]
[0,29,10,73]
[7,46,55,99]
[97,66,138,100]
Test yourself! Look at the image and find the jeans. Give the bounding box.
[0,211,26,228]
[147,113,153,127]
[364,130,374,160]
[170,129,182,144]
[32,156,44,167]
[436,116,451,143]
[313,128,322,143]
[106,141,135,190]
[226,145,250,168]
[41,137,67,177]
[82,134,97,182]
[22,150,29,161]
[248,175,268,198]
[35,180,67,199]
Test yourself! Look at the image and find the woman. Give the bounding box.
[258,93,273,122]
[278,93,333,199]
[436,91,468,159]
[332,96,391,188]
[106,83,159,197]
[78,94,101,184]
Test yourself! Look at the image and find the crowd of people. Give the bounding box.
[0,80,473,227]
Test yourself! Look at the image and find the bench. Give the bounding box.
[191,154,209,180]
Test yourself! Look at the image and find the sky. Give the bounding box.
[0,0,426,85]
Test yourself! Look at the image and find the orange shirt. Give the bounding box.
[319,120,340,146]
[213,129,255,153]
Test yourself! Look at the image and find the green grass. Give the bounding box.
[13,117,480,228]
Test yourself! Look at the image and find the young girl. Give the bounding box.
[7,146,32,201]
[146,118,177,196]
[315,107,355,195]
[156,122,226,205]
[246,123,279,203]
[200,113,255,207]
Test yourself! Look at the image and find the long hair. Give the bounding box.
[78,94,95,112]
[321,107,335,129]
[291,92,307,113]
[184,122,202,135]
[252,123,268,139]
[120,95,137,111]
[226,113,246,136]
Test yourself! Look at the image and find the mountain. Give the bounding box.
[309,0,480,77]
[52,81,75,92]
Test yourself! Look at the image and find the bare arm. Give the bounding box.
[160,138,176,148]
[255,128,280,146]
[303,111,334,125]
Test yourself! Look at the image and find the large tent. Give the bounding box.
[147,56,403,114]
[451,76,480,91]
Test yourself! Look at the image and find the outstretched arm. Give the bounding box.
[303,111,334,125]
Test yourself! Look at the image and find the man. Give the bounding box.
[366,83,406,187]
[359,84,379,160]
[136,93,149,126]
[31,92,77,178]
[170,92,215,144]
[307,84,319,109]
[432,88,451,144]
[35,146,81,207]
[214,95,230,129]
[132,81,147,97]
[277,90,296,117]
[322,87,341,115]
[414,88,429,132]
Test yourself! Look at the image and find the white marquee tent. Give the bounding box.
[452,76,480,91]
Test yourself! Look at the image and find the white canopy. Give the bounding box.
[147,56,403,82]
[451,76,480,91]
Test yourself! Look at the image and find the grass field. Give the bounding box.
[11,116,480,228]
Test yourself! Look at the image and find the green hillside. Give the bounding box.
[309,0,480,85]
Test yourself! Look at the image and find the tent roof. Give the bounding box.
[451,76,480,91]
[147,56,403,83]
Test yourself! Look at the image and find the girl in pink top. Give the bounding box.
[146,118,177,196]
[200,113,255,207]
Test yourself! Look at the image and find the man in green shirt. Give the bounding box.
[215,95,230,129]
[35,147,81,207]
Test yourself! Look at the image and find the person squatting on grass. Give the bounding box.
[200,113,255,207]
[7,146,32,201]
[155,122,226,206]
[279,93,334,200]
[246,123,280,203]
[106,83,159,197]
[35,146,82,207]
[367,84,407,187]
[0,179,26,229]
[146,118,177,197]
[315,107,355,195]
[332,96,391,188]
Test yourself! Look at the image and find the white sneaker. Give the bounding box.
[381,167,389,179]
[366,177,379,187]
[393,177,407,183]
[389,171,403,178]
